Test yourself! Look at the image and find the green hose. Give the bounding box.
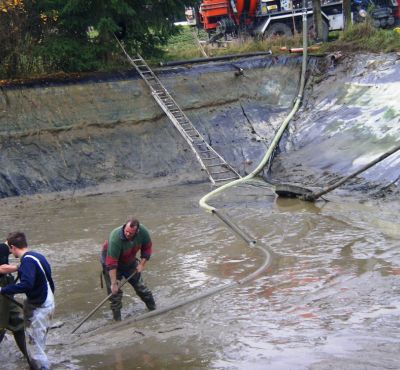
[199,12,308,214]
[95,26,310,335]
[72,19,310,339]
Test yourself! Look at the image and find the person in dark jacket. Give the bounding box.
[0,243,29,364]
[0,232,55,370]
[101,217,156,321]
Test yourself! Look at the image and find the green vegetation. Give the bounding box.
[325,21,400,53]
[159,26,306,63]
[160,22,400,64]
[0,1,399,82]
[0,0,192,80]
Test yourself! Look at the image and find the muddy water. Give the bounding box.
[1,181,399,369]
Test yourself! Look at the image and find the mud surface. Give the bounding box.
[0,181,399,369]
[0,52,399,369]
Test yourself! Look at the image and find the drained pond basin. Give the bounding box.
[0,52,399,369]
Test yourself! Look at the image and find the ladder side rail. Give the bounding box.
[152,84,241,179]
[119,48,240,184]
[124,53,164,94]
[153,94,216,185]
[152,80,240,179]
[202,143,241,178]
[152,93,200,144]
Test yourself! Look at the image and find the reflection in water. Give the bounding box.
[0,182,399,369]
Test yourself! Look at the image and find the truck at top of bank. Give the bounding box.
[192,0,398,41]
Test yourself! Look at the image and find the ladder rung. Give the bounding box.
[207,163,225,167]
[135,54,238,187]
[214,177,239,182]
[210,170,231,174]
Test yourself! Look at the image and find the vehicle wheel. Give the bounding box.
[307,17,329,42]
[265,22,293,38]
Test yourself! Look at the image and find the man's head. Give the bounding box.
[0,243,10,266]
[6,232,28,258]
[123,217,139,241]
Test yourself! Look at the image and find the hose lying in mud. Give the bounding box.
[276,143,400,201]
[71,14,308,337]
[159,50,272,67]
[81,245,271,338]
[109,8,311,332]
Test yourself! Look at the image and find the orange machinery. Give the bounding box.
[198,0,230,30]
[198,0,259,30]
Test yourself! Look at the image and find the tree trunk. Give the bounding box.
[343,0,352,30]
[312,0,323,41]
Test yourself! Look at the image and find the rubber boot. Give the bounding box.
[112,309,121,321]
[13,330,29,358]
[13,330,33,369]
[145,297,156,311]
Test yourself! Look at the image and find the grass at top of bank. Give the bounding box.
[159,23,400,64]
[325,22,400,53]
[158,25,304,63]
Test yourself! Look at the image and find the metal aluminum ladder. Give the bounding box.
[123,52,241,186]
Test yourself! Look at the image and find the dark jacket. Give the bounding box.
[1,251,55,306]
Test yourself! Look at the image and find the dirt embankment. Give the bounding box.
[0,56,302,198]
[268,52,400,198]
[0,53,398,200]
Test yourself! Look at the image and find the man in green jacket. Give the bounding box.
[100,217,156,321]
[0,243,29,365]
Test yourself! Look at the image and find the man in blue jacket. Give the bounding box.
[0,232,55,370]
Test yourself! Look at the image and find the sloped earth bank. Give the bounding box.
[0,53,399,370]
[268,53,400,197]
[0,56,302,198]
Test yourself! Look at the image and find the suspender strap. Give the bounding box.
[24,255,49,283]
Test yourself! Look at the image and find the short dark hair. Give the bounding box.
[7,232,28,249]
[126,217,139,229]
[0,243,10,265]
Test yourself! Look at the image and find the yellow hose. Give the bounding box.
[199,19,308,213]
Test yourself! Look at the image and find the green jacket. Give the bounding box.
[105,224,153,270]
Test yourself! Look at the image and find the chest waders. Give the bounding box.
[0,274,29,363]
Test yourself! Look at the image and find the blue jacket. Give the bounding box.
[1,251,55,306]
